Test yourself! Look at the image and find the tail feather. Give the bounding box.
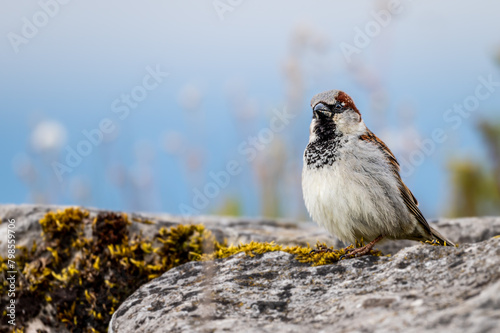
[430,227,455,246]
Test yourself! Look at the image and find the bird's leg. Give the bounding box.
[342,244,355,253]
[341,235,383,259]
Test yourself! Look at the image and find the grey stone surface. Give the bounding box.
[1,205,500,332]
[110,237,500,333]
[3,204,500,256]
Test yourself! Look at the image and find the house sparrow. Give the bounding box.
[302,90,454,258]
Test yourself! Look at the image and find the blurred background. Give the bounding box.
[1,0,500,219]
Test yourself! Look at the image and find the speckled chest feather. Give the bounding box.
[304,136,344,168]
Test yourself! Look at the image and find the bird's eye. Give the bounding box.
[334,102,344,111]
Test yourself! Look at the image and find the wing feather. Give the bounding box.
[360,130,432,235]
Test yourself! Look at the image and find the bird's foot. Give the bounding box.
[340,244,372,259]
[342,244,355,254]
[340,235,383,260]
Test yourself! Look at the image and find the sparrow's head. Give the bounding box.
[309,90,362,141]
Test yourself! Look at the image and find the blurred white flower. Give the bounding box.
[30,120,67,153]
[178,84,202,111]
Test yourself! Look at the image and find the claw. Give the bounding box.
[340,235,383,260]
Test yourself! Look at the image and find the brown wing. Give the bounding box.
[360,130,432,235]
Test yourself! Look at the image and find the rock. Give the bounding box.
[0,204,331,256]
[0,204,60,255]
[110,237,500,333]
[2,205,500,332]
[428,216,500,244]
[3,205,499,256]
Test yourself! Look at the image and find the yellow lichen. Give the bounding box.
[1,207,383,333]
[202,240,381,266]
[423,239,460,247]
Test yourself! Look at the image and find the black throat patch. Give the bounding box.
[304,118,344,168]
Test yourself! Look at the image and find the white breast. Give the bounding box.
[302,137,409,244]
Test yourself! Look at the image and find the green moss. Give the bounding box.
[1,208,381,333]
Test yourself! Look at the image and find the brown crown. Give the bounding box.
[310,90,360,116]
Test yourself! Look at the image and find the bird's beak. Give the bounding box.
[313,103,331,119]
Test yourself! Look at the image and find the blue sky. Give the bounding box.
[1,0,500,219]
